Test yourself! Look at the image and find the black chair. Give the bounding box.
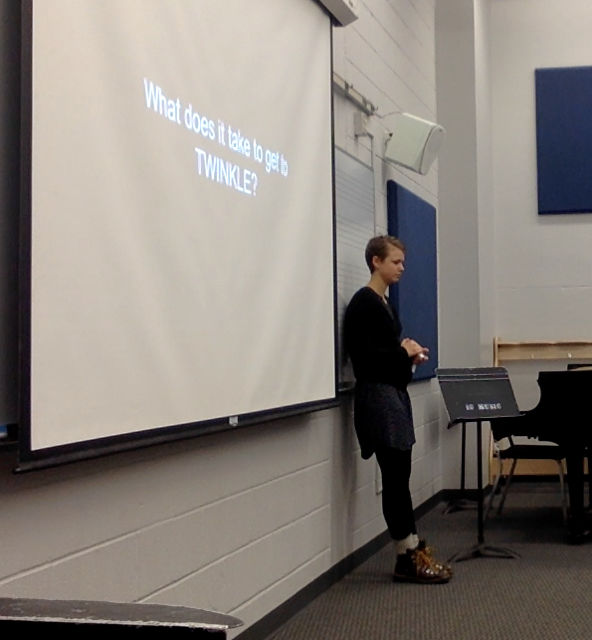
[485,419,568,523]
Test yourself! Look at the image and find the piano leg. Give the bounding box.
[565,452,591,543]
[586,446,592,512]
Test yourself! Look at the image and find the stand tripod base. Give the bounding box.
[449,543,520,563]
[442,498,478,514]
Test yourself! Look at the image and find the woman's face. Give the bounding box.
[373,246,405,285]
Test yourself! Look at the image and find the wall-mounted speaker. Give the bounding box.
[317,0,359,27]
[384,113,446,176]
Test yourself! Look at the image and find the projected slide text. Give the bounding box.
[143,78,289,196]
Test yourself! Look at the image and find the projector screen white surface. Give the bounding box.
[25,0,335,455]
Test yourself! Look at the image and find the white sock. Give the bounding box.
[395,533,418,556]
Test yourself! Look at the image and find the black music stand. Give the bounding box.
[437,367,522,562]
[441,418,477,514]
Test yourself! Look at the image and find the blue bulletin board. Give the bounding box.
[387,181,438,381]
[535,66,592,215]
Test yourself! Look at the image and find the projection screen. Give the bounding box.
[19,0,336,469]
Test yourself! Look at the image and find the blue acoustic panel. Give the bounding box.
[536,66,592,215]
[387,181,438,381]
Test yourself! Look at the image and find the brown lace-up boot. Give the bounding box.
[417,539,453,577]
[393,547,452,584]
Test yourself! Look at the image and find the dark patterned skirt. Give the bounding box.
[353,381,415,459]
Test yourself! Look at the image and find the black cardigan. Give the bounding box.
[343,287,413,390]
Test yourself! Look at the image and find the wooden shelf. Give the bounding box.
[493,338,592,366]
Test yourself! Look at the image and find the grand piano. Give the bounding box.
[490,368,592,541]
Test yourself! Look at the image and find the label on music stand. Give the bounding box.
[436,367,521,425]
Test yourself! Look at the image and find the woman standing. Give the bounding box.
[344,235,451,584]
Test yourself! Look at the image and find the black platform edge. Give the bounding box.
[235,491,445,640]
[440,487,490,502]
[511,474,582,484]
[442,475,578,499]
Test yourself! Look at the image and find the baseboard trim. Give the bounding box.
[235,490,446,640]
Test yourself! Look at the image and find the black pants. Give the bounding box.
[375,445,417,541]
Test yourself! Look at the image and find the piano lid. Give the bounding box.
[535,369,592,419]
[491,368,592,443]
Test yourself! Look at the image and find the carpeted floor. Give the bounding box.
[266,484,592,640]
